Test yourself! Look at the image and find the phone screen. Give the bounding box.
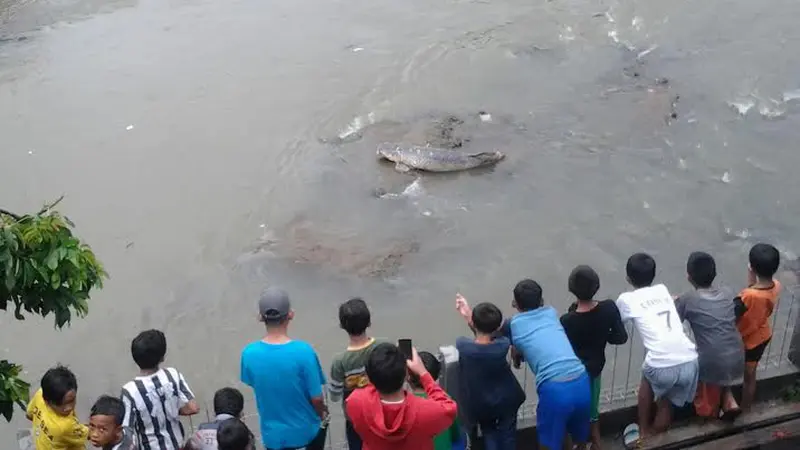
[398,339,413,360]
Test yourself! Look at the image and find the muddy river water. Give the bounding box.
[2,0,800,442]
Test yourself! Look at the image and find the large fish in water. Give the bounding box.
[377,142,505,173]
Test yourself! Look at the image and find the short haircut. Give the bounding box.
[365,343,407,395]
[217,418,253,450]
[749,243,780,279]
[131,329,167,370]
[214,387,244,417]
[339,298,371,336]
[626,253,656,288]
[419,351,440,381]
[41,366,78,406]
[472,303,503,334]
[687,252,716,288]
[568,265,600,300]
[408,351,440,388]
[513,279,543,311]
[90,395,125,425]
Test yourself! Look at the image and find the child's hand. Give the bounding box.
[455,293,472,321]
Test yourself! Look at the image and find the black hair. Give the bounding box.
[217,418,254,450]
[568,265,600,300]
[687,252,716,288]
[513,279,543,311]
[41,366,78,406]
[214,387,244,417]
[408,351,440,388]
[131,329,167,370]
[749,243,780,280]
[339,298,371,336]
[472,303,503,334]
[90,395,125,426]
[365,343,407,395]
[626,253,656,288]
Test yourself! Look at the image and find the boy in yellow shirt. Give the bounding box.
[26,366,89,450]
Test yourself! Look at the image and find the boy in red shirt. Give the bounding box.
[735,243,781,411]
[346,343,457,450]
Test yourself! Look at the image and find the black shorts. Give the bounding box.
[745,338,771,363]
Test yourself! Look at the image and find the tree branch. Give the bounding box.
[38,195,65,215]
[0,196,65,222]
[0,209,22,221]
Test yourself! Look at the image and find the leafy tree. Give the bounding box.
[0,197,107,421]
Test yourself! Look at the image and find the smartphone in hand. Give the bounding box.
[398,339,413,360]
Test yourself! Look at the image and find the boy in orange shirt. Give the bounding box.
[735,243,781,411]
[26,366,89,450]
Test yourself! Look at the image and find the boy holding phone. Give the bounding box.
[346,343,457,450]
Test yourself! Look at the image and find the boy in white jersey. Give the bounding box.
[616,253,698,441]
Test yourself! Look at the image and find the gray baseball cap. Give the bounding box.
[258,287,291,323]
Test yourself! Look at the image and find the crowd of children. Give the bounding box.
[25,243,783,450]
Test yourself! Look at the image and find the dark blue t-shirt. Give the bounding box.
[455,336,525,425]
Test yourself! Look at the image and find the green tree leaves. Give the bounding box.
[0,199,106,420]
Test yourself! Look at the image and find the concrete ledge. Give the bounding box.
[494,370,800,450]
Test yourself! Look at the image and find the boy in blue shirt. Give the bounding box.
[240,287,328,450]
[501,279,591,450]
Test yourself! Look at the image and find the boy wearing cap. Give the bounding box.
[240,287,329,450]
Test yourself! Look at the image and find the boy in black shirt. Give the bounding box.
[455,295,525,450]
[561,265,628,450]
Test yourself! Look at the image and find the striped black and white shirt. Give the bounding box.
[121,367,195,450]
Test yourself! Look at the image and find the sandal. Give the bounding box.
[623,423,643,449]
[720,407,742,423]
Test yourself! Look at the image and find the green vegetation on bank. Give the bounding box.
[0,197,107,420]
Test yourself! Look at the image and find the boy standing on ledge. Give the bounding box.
[561,265,628,450]
[735,243,781,411]
[500,279,591,450]
[616,253,698,440]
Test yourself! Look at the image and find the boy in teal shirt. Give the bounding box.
[408,352,465,450]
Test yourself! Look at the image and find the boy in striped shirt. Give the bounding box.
[121,329,200,450]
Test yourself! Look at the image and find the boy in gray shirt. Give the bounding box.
[185,388,244,450]
[675,252,744,421]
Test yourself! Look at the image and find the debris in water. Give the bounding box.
[721,171,731,183]
[784,89,800,102]
[758,103,786,119]
[559,26,576,42]
[28,150,34,155]
[352,47,364,52]
[728,99,755,116]
[479,111,492,122]
[643,201,650,209]
[632,16,644,31]
[637,45,658,60]
[259,224,266,228]
[422,210,432,217]
[678,158,687,169]
[126,124,134,131]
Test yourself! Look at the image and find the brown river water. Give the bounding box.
[2,0,800,443]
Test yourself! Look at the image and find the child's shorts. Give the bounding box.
[745,338,771,363]
[643,359,699,407]
[536,372,591,449]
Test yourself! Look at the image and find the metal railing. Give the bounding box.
[187,288,800,450]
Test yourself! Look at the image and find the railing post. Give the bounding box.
[787,292,800,369]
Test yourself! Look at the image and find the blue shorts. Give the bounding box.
[536,372,591,449]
